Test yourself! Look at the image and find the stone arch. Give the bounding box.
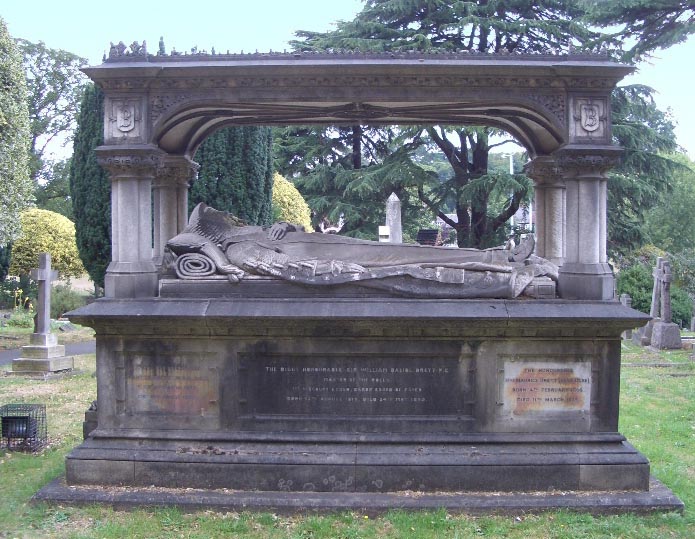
[85,51,632,299]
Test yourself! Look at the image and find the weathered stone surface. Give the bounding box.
[34,476,684,515]
[651,321,682,350]
[58,296,659,499]
[12,356,74,373]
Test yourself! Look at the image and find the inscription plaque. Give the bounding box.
[125,354,218,416]
[502,360,591,415]
[241,355,469,417]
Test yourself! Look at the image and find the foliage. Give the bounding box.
[288,1,600,247]
[641,153,695,253]
[35,157,73,218]
[616,249,693,328]
[271,173,314,231]
[51,283,88,318]
[581,0,695,62]
[607,86,683,255]
[8,208,85,278]
[0,17,34,246]
[69,83,110,289]
[190,126,274,226]
[15,39,87,183]
[0,243,11,282]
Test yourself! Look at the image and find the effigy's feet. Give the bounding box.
[509,235,535,262]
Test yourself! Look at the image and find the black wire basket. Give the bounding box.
[0,404,47,452]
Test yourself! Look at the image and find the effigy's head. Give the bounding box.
[187,203,247,243]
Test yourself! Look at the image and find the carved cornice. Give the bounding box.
[96,146,165,179]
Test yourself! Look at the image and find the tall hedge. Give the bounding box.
[69,83,110,289]
[190,126,274,225]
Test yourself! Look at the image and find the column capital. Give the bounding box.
[96,144,165,179]
[154,155,199,188]
[554,145,622,179]
[524,156,563,185]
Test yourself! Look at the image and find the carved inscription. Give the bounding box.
[502,361,591,415]
[242,356,468,416]
[126,355,218,416]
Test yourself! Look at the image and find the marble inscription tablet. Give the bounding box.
[502,360,591,415]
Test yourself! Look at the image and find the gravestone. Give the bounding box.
[620,293,633,340]
[649,258,682,350]
[385,193,402,244]
[12,253,74,373]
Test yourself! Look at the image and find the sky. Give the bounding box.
[3,0,694,159]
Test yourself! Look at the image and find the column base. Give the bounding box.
[558,263,614,300]
[105,261,158,298]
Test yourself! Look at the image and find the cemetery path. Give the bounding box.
[0,340,95,367]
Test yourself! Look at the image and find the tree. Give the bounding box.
[641,153,695,253]
[69,83,110,290]
[0,17,34,246]
[581,0,694,62]
[289,0,596,248]
[606,85,682,254]
[9,208,85,279]
[15,39,87,183]
[271,173,314,231]
[35,158,73,219]
[190,126,274,226]
[289,1,691,250]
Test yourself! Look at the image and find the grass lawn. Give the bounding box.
[0,342,692,538]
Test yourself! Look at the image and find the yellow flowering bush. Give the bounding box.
[271,173,313,232]
[9,208,86,278]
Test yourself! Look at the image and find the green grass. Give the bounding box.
[0,345,693,538]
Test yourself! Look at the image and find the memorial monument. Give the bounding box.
[36,46,683,513]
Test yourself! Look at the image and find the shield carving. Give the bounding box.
[116,103,137,133]
[580,103,600,132]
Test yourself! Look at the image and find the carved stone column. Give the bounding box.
[525,156,565,266]
[555,147,621,300]
[97,145,164,298]
[153,155,198,264]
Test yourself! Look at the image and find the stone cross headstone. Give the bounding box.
[385,192,402,244]
[649,258,682,349]
[11,253,74,374]
[31,253,59,342]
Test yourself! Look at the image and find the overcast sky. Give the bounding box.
[3,0,694,159]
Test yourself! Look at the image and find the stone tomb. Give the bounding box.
[38,50,686,512]
[64,295,657,499]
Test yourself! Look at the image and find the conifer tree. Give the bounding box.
[0,17,33,247]
[290,0,597,247]
[190,126,274,225]
[288,0,689,251]
[69,83,110,290]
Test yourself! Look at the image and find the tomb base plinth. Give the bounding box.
[48,291,682,512]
